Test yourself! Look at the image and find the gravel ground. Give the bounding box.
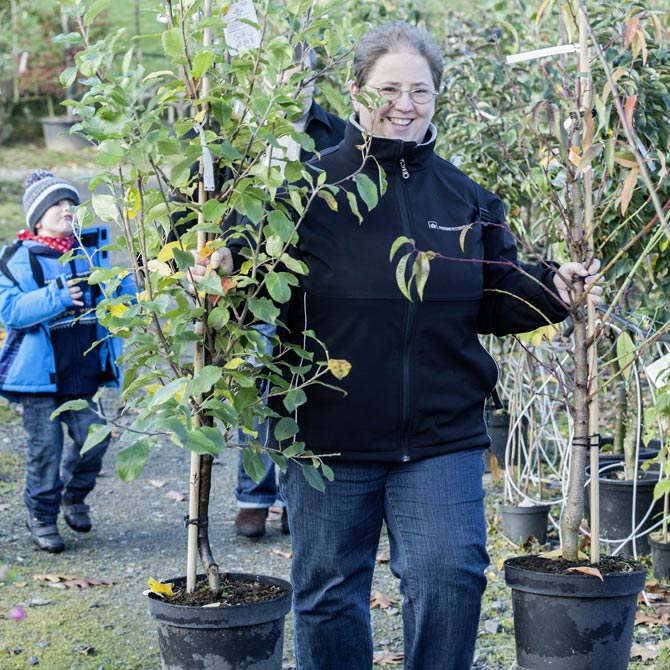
[0,391,668,669]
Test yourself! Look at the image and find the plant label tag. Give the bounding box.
[225,0,261,52]
[645,353,670,388]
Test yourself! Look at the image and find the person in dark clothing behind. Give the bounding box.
[190,22,603,669]
[233,44,346,539]
[0,170,134,553]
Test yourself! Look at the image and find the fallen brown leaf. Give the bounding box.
[34,574,115,589]
[566,566,603,581]
[370,590,399,610]
[376,550,390,564]
[630,642,659,661]
[373,649,404,666]
[146,479,166,489]
[0,503,11,512]
[270,549,293,559]
[165,490,186,502]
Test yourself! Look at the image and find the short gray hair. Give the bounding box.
[354,21,443,89]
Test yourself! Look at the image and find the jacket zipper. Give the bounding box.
[397,152,414,461]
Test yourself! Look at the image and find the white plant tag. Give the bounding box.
[645,352,670,388]
[224,0,261,52]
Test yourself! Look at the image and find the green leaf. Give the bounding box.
[389,236,413,261]
[242,448,268,483]
[184,429,220,455]
[157,416,189,446]
[81,424,112,455]
[346,191,363,223]
[148,379,188,408]
[267,449,288,472]
[162,28,185,59]
[353,173,379,211]
[91,194,119,223]
[274,417,299,441]
[616,332,635,382]
[116,439,153,482]
[189,365,223,397]
[248,298,280,325]
[191,51,215,78]
[283,388,307,413]
[50,399,90,419]
[60,66,77,89]
[395,252,413,301]
[654,480,670,501]
[265,272,292,303]
[282,441,305,458]
[84,0,112,25]
[302,463,326,493]
[173,248,196,271]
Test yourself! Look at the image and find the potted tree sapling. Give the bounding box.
[65,1,365,668]
[395,1,670,667]
[646,357,670,580]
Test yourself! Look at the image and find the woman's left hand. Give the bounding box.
[553,259,603,307]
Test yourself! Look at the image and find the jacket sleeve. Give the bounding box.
[477,194,568,336]
[0,267,73,330]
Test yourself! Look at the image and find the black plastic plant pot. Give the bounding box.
[147,573,292,670]
[500,504,551,545]
[650,536,670,582]
[504,556,645,670]
[588,462,663,556]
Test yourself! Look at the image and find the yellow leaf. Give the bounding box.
[328,359,352,380]
[157,242,182,263]
[194,109,207,125]
[108,304,128,319]
[569,146,581,166]
[199,241,220,259]
[224,357,245,370]
[124,187,141,220]
[147,578,174,596]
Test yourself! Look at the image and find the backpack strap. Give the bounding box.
[0,241,23,289]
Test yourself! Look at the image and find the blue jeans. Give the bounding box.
[21,395,110,522]
[235,323,282,508]
[280,448,489,670]
[235,416,282,507]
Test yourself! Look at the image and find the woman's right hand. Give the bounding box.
[187,247,234,292]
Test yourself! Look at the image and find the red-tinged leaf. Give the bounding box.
[620,167,639,215]
[625,17,640,47]
[270,549,293,559]
[370,590,399,610]
[566,566,604,581]
[624,94,638,129]
[373,648,404,666]
[165,490,186,502]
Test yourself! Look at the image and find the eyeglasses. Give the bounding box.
[370,85,438,105]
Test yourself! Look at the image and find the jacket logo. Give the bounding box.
[428,221,467,232]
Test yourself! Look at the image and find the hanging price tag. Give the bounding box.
[224,0,261,52]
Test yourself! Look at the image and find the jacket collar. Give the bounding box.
[340,114,437,171]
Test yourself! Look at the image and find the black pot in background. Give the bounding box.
[147,573,292,670]
[597,435,659,466]
[504,556,645,670]
[650,536,670,582]
[586,462,663,556]
[500,504,551,545]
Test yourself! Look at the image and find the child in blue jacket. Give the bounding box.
[0,170,130,553]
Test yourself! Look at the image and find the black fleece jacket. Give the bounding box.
[239,120,568,463]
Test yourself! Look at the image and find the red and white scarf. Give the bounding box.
[17,230,76,254]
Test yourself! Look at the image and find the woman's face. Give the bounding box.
[351,51,436,144]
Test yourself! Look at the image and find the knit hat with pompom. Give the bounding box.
[22,169,80,231]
